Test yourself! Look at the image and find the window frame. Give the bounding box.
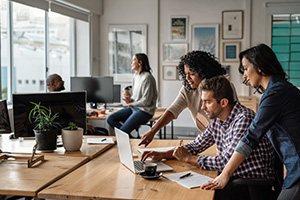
[0,0,90,102]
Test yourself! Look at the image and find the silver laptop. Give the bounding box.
[115,128,173,174]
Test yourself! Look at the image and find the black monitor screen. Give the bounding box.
[113,84,121,103]
[0,99,11,134]
[71,76,114,104]
[13,92,86,138]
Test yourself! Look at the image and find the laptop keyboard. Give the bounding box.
[134,160,144,171]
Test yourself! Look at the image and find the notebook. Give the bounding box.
[115,128,173,174]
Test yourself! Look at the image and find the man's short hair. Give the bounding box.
[46,74,59,86]
[200,76,235,104]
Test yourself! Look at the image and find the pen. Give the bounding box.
[179,172,192,179]
[101,138,107,142]
[179,139,183,146]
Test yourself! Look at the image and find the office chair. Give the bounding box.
[229,153,283,200]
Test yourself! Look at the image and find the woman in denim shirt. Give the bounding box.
[201,44,300,200]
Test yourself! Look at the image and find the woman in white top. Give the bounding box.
[107,53,157,138]
[139,51,237,146]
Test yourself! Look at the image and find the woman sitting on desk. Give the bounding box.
[106,53,157,138]
[139,50,238,146]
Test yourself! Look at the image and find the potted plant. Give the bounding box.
[61,122,84,151]
[29,102,61,151]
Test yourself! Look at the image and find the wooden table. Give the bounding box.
[38,139,218,200]
[0,135,115,159]
[0,154,88,197]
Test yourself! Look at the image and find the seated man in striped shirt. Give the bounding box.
[141,76,275,200]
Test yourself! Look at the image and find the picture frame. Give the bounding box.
[108,24,147,82]
[222,10,243,39]
[192,24,219,58]
[171,15,188,41]
[222,41,241,63]
[163,43,188,62]
[163,65,177,80]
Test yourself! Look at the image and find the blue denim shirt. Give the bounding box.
[235,75,300,189]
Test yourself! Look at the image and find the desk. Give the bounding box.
[88,107,174,139]
[38,139,218,200]
[0,135,115,159]
[0,154,88,197]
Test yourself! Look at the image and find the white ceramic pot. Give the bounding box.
[61,127,83,151]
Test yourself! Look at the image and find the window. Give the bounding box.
[272,14,300,86]
[12,2,45,93]
[0,0,90,102]
[48,12,72,91]
[1,0,9,100]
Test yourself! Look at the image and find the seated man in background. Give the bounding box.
[141,76,275,200]
[46,73,65,92]
[46,74,106,135]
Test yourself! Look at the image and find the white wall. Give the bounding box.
[99,0,159,92]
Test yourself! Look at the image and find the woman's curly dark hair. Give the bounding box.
[177,51,226,91]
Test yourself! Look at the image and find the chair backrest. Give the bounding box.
[239,96,257,113]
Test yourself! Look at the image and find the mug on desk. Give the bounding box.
[144,163,157,176]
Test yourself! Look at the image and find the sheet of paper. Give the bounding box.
[86,137,114,144]
[137,146,176,154]
[163,170,213,189]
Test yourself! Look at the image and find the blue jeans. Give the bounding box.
[106,107,153,137]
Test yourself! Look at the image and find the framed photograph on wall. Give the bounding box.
[108,24,147,82]
[163,43,188,62]
[163,65,177,80]
[192,24,219,58]
[222,10,243,39]
[222,41,240,62]
[171,15,188,41]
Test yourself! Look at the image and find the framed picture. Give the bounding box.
[163,43,188,62]
[192,24,219,58]
[222,10,243,39]
[222,41,241,62]
[163,65,177,80]
[108,24,147,82]
[171,15,188,41]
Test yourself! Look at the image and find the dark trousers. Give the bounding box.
[214,177,274,200]
[106,107,152,138]
[278,178,300,200]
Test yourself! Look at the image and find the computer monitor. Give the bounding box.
[96,76,114,104]
[71,77,100,103]
[113,84,121,103]
[12,92,86,138]
[71,76,114,108]
[0,99,11,134]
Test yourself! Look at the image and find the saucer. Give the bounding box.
[139,172,162,180]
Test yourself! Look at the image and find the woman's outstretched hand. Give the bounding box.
[200,172,230,190]
[139,129,155,147]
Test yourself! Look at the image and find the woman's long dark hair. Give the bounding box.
[238,43,287,94]
[135,53,152,74]
[177,51,226,91]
